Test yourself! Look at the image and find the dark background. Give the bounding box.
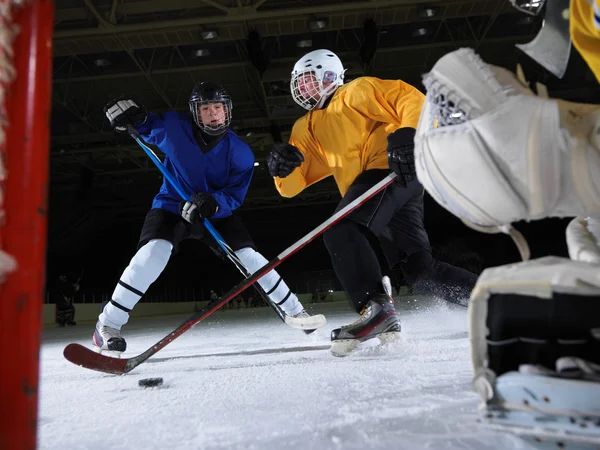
[47,0,598,300]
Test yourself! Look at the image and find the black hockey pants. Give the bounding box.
[323,169,477,312]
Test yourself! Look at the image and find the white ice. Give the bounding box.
[39,298,537,450]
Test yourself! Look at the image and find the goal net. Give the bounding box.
[0,1,53,449]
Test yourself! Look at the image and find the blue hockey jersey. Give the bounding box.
[136,112,255,219]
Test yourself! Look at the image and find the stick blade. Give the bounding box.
[285,313,327,330]
[63,343,129,375]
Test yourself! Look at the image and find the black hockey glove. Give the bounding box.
[103,96,148,133]
[267,143,305,178]
[179,192,219,224]
[387,127,417,188]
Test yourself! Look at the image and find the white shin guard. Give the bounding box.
[234,247,303,316]
[99,239,173,329]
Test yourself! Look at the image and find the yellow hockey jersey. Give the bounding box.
[274,77,425,198]
[571,0,600,81]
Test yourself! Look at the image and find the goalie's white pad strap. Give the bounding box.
[414,48,600,240]
[468,256,600,401]
[566,216,600,264]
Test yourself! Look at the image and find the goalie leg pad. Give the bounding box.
[469,256,600,447]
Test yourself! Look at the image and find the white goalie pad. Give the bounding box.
[414,48,600,260]
[468,256,600,448]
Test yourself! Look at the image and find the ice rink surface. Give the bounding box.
[39,298,536,450]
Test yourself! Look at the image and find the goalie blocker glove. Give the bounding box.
[180,192,219,224]
[469,256,600,448]
[267,143,304,178]
[104,97,148,133]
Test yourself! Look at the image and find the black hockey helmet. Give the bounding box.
[188,82,232,136]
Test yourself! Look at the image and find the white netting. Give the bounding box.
[0,0,22,281]
[420,77,470,129]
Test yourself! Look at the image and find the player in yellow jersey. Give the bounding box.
[266,49,478,356]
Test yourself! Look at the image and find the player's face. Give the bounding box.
[297,72,321,99]
[197,102,226,126]
[297,72,334,101]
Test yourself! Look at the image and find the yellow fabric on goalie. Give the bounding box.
[570,0,600,82]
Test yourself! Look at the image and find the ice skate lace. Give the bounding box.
[556,357,600,381]
[343,305,372,329]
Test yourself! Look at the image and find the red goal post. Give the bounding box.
[0,1,54,449]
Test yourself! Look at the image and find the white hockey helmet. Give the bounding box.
[290,49,346,111]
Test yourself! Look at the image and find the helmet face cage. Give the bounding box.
[290,69,341,111]
[188,82,233,136]
[290,50,345,111]
[189,98,232,136]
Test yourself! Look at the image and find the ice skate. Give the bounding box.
[330,293,401,357]
[285,309,326,333]
[92,320,127,358]
[470,258,600,449]
[482,369,600,449]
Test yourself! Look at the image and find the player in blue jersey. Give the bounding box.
[93,82,326,356]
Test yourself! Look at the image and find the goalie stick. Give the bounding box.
[63,171,397,375]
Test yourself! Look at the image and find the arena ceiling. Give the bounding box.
[48,0,596,255]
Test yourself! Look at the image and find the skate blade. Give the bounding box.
[330,339,359,357]
[92,345,123,359]
[331,332,403,357]
[285,313,327,330]
[484,414,600,449]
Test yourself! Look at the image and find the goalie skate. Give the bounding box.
[469,257,600,450]
[479,370,600,449]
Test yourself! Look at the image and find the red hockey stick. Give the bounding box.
[63,173,397,374]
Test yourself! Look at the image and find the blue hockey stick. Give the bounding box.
[125,125,291,324]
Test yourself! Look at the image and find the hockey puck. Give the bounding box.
[138,378,163,388]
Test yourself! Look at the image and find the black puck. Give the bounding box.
[138,378,163,388]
